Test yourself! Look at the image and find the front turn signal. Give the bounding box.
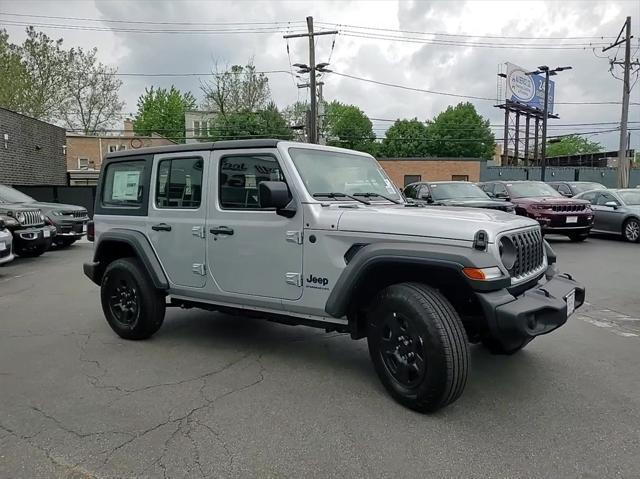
[462,267,503,281]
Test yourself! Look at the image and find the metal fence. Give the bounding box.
[12,185,97,217]
[480,165,640,188]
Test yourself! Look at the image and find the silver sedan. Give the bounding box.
[574,189,640,242]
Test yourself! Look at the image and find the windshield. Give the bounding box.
[507,182,562,198]
[429,183,489,201]
[0,184,36,203]
[618,190,640,205]
[288,148,402,201]
[572,183,606,194]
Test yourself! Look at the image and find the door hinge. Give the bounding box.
[286,230,303,244]
[285,272,302,287]
[192,263,206,276]
[191,225,206,238]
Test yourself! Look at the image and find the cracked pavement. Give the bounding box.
[1,238,639,478]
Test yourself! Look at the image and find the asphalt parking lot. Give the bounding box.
[1,236,639,479]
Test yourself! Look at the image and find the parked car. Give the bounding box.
[548,181,606,197]
[0,208,55,257]
[479,180,594,241]
[0,185,89,248]
[0,217,15,265]
[574,188,640,242]
[84,140,585,413]
[403,181,515,212]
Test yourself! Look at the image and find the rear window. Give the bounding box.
[102,160,146,208]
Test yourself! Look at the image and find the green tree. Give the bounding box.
[324,101,376,153]
[207,103,292,141]
[380,118,430,157]
[59,47,124,134]
[425,102,495,160]
[201,60,271,115]
[133,86,196,142]
[0,30,31,112]
[546,134,603,157]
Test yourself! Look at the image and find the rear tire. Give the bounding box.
[568,233,588,242]
[100,257,166,340]
[366,282,469,413]
[481,336,532,355]
[623,218,640,243]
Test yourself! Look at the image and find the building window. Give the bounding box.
[77,157,95,170]
[403,175,421,187]
[193,120,209,138]
[452,175,469,181]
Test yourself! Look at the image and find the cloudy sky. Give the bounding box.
[2,0,639,149]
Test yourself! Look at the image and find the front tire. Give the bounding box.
[623,218,640,243]
[100,258,166,340]
[366,282,469,413]
[568,233,588,242]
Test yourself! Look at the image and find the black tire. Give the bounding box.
[100,257,166,340]
[622,218,640,243]
[568,233,588,242]
[16,244,48,257]
[366,282,469,413]
[481,336,532,355]
[55,238,76,248]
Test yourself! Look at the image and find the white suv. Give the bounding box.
[84,140,585,412]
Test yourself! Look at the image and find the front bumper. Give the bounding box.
[0,233,14,264]
[476,270,585,350]
[51,218,88,238]
[12,225,56,250]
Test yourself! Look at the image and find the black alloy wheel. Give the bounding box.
[379,311,427,388]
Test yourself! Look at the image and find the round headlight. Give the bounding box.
[16,212,26,223]
[40,213,46,221]
[499,236,517,271]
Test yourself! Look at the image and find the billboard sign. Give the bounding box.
[505,62,554,114]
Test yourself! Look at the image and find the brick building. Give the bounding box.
[377,157,482,188]
[66,120,175,184]
[0,107,67,186]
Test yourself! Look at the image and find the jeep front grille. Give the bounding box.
[70,210,87,218]
[18,209,44,227]
[550,204,586,212]
[507,228,544,279]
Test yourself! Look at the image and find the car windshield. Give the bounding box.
[429,183,489,200]
[288,148,402,201]
[618,190,640,205]
[507,182,562,198]
[0,184,36,203]
[572,183,606,194]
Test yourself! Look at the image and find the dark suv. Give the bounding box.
[404,181,515,212]
[480,181,594,241]
[0,204,55,257]
[548,181,606,197]
[0,185,89,248]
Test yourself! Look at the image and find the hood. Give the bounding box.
[0,202,42,213]
[512,196,590,206]
[436,199,513,209]
[10,201,86,212]
[336,204,537,242]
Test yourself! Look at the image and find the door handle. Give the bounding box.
[209,226,234,236]
[151,223,172,232]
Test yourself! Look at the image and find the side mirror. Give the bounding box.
[485,191,495,198]
[258,181,296,217]
[495,193,510,201]
[604,201,619,209]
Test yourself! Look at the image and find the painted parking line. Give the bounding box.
[576,304,640,338]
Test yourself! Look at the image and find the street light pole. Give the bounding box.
[540,68,550,182]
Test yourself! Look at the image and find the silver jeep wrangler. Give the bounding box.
[84,140,584,412]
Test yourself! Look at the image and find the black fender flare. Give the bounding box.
[324,242,507,318]
[85,229,168,289]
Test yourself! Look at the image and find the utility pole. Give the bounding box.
[317,81,326,145]
[284,17,337,144]
[603,17,635,188]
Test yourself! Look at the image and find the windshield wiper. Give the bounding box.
[312,192,370,205]
[353,192,401,204]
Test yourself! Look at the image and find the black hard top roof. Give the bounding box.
[105,139,281,159]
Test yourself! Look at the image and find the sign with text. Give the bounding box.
[505,62,555,114]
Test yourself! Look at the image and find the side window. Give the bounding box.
[480,183,494,194]
[102,160,146,208]
[417,185,431,199]
[219,154,285,209]
[558,184,571,195]
[156,157,203,209]
[494,183,508,196]
[403,184,417,198]
[581,191,597,204]
[596,192,619,206]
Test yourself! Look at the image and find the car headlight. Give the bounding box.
[498,236,517,271]
[40,213,46,221]
[50,210,64,216]
[16,212,25,223]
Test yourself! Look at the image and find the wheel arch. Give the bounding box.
[87,229,169,289]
